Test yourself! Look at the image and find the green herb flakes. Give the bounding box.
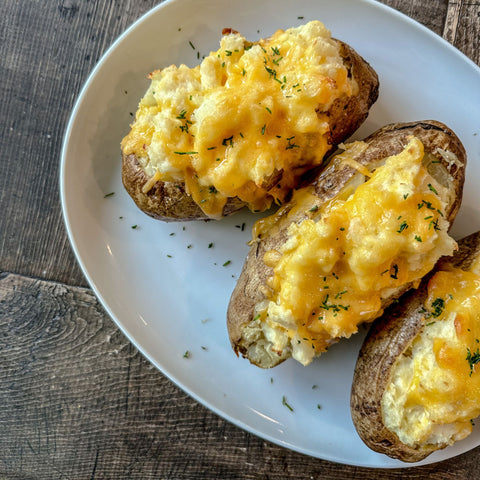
[282,396,294,412]
[467,348,480,376]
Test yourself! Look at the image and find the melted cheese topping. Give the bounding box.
[382,266,480,448]
[121,21,357,218]
[253,138,456,365]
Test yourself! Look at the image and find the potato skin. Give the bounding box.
[121,153,245,222]
[350,231,480,463]
[227,120,466,368]
[121,39,379,221]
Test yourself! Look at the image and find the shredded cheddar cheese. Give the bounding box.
[142,169,162,194]
[121,21,357,218]
[251,138,456,365]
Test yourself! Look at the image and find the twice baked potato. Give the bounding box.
[351,231,480,463]
[227,120,466,368]
[121,21,379,221]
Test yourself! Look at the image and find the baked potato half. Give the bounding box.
[227,120,466,368]
[121,21,379,221]
[351,231,480,463]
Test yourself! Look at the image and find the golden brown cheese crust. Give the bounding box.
[350,231,480,463]
[227,120,466,368]
[121,39,379,222]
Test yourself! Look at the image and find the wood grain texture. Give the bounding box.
[2,272,480,479]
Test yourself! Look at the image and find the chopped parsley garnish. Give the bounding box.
[208,186,218,194]
[189,41,195,50]
[319,294,349,313]
[183,350,191,358]
[222,260,231,267]
[264,65,277,78]
[131,225,138,229]
[286,136,299,150]
[282,396,294,412]
[397,221,409,233]
[390,264,399,279]
[466,348,480,376]
[104,192,115,198]
[430,297,445,318]
[265,106,272,114]
[271,46,281,55]
[222,135,234,147]
[429,218,441,231]
[308,205,319,213]
[174,151,198,155]
[208,242,214,248]
[428,183,438,195]
[225,50,232,56]
[178,115,193,133]
[415,235,422,242]
[261,124,266,135]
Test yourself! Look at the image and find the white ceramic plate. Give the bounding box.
[60,0,480,467]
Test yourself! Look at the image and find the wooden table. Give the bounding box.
[1,1,479,478]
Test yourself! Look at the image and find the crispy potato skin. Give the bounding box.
[121,39,379,221]
[121,153,244,222]
[351,231,480,462]
[227,121,467,368]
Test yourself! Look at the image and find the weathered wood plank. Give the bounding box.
[381,0,449,35]
[444,0,463,44]
[453,2,480,64]
[1,272,480,479]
